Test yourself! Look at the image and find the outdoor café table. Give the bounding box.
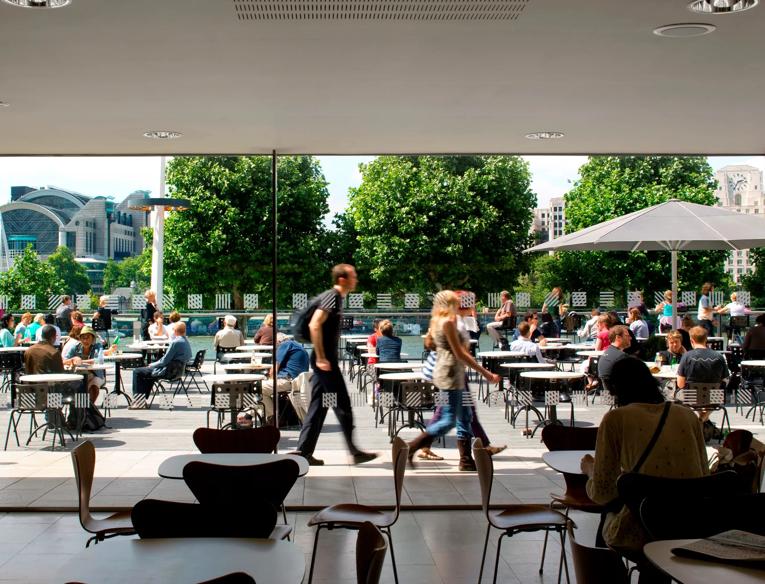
[543,338,571,344]
[577,350,604,357]
[236,345,275,352]
[221,352,256,363]
[643,538,765,584]
[18,373,85,446]
[0,346,28,352]
[102,353,143,407]
[378,371,428,437]
[221,362,271,373]
[159,452,309,479]
[740,360,765,367]
[373,362,423,370]
[519,371,584,435]
[500,362,555,423]
[203,373,265,429]
[543,449,594,475]
[58,537,306,584]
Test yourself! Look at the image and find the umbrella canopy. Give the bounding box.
[524,199,765,323]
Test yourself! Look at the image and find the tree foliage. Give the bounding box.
[46,246,91,294]
[347,156,536,296]
[741,247,765,306]
[163,156,331,307]
[0,245,65,307]
[539,156,730,299]
[103,243,151,293]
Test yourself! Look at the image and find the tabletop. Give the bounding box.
[500,362,555,369]
[0,346,27,352]
[652,368,679,379]
[542,338,570,344]
[104,353,143,361]
[73,364,108,371]
[740,360,765,367]
[19,373,83,383]
[221,353,255,362]
[378,371,427,381]
[542,450,594,475]
[644,539,765,584]
[57,537,306,584]
[159,452,309,478]
[520,371,585,381]
[374,362,423,370]
[477,351,526,358]
[539,345,567,351]
[204,374,265,384]
[221,363,271,371]
[577,350,605,357]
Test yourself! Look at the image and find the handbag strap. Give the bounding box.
[632,401,672,474]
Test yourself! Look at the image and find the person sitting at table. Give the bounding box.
[253,314,274,345]
[676,326,729,434]
[655,330,685,366]
[36,314,62,347]
[261,332,309,423]
[25,313,45,341]
[486,290,516,348]
[509,322,545,363]
[594,314,612,351]
[63,325,109,404]
[581,357,707,584]
[130,322,192,407]
[376,319,402,363]
[0,313,16,348]
[166,311,182,339]
[214,314,244,359]
[24,325,65,374]
[14,312,32,344]
[626,307,649,339]
[577,307,600,341]
[366,319,382,365]
[538,312,559,339]
[742,313,765,357]
[148,311,169,340]
[512,311,544,344]
[597,325,631,392]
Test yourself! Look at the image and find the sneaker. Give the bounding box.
[352,451,378,465]
[288,451,325,466]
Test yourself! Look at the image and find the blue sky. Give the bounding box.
[1,155,763,220]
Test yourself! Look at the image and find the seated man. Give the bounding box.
[24,325,65,374]
[677,326,729,425]
[261,332,309,422]
[597,325,631,393]
[656,330,685,366]
[486,290,516,348]
[509,322,545,363]
[131,322,192,407]
[214,314,244,360]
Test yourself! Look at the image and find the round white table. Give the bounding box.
[542,449,594,475]
[501,362,555,370]
[221,353,256,362]
[644,538,765,584]
[577,350,604,357]
[652,368,679,380]
[373,362,423,370]
[520,371,584,381]
[477,351,526,358]
[58,537,306,584]
[204,374,265,384]
[377,371,426,382]
[19,373,83,383]
[740,360,765,367]
[236,345,274,352]
[221,363,271,372]
[104,353,143,361]
[0,346,27,352]
[159,452,309,478]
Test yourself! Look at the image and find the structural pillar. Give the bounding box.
[58,229,67,247]
[151,206,165,308]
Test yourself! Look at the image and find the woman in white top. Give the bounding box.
[148,311,169,340]
[626,307,649,339]
[716,292,747,317]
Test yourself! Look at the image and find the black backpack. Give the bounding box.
[290,296,320,343]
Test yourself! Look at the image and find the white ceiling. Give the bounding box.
[0,0,763,155]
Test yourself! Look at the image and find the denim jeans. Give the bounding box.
[426,389,473,440]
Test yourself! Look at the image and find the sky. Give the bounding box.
[1,155,764,221]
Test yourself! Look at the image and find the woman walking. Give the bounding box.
[408,291,499,471]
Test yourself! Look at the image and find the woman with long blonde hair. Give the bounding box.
[407,291,499,471]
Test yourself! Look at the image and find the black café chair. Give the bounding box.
[185,349,208,393]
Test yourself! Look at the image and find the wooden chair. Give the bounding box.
[193,426,280,453]
[566,524,628,584]
[472,438,571,584]
[183,459,299,541]
[71,440,135,547]
[131,498,277,539]
[197,573,255,584]
[307,437,408,584]
[356,521,387,584]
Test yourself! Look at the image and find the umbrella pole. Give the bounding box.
[671,249,678,329]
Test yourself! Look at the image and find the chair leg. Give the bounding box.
[540,530,549,574]
[478,523,491,584]
[492,532,505,584]
[307,525,322,584]
[558,529,571,584]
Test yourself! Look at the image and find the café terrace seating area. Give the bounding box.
[1,317,764,583]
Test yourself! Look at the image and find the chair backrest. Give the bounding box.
[192,349,206,369]
[682,382,725,407]
[541,424,598,451]
[707,338,724,351]
[193,426,280,453]
[196,573,255,584]
[131,499,277,539]
[71,440,96,529]
[356,521,388,584]
[210,382,258,410]
[399,381,435,410]
[566,524,629,584]
[390,437,409,523]
[217,346,238,355]
[0,351,23,370]
[183,459,300,513]
[472,438,493,516]
[15,383,48,411]
[730,316,749,328]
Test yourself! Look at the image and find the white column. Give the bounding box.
[58,229,66,247]
[150,156,167,308]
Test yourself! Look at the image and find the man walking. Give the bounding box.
[294,264,376,466]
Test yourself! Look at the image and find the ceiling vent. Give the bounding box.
[233,0,531,21]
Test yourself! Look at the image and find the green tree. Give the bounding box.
[741,248,765,306]
[163,156,331,307]
[0,245,65,308]
[348,156,536,297]
[102,245,152,293]
[540,156,729,300]
[46,246,91,294]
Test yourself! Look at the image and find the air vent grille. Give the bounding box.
[233,1,531,21]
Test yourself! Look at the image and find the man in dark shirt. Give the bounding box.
[677,326,729,388]
[743,313,765,358]
[24,325,65,374]
[597,325,630,392]
[294,264,376,466]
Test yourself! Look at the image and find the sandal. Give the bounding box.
[417,450,444,461]
[485,445,507,456]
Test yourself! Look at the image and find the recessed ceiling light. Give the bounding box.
[653,23,717,37]
[0,102,9,108]
[2,0,72,8]
[525,131,565,140]
[688,0,758,14]
[143,130,183,140]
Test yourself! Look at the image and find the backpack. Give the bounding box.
[290,296,321,343]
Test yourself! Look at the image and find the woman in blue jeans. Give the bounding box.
[407,291,499,471]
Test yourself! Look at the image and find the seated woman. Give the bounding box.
[0,314,16,348]
[594,314,612,351]
[166,311,182,339]
[366,319,382,365]
[627,307,649,339]
[25,313,45,341]
[254,314,274,345]
[375,319,402,363]
[581,357,707,584]
[63,325,113,404]
[14,312,32,344]
[148,312,169,340]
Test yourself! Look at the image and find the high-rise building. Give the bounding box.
[713,165,765,283]
[0,186,150,292]
[531,197,566,243]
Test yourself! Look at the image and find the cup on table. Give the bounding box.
[251,355,262,364]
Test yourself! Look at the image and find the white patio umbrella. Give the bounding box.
[525,199,765,323]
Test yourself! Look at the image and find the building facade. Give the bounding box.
[0,186,149,292]
[531,196,565,243]
[713,164,765,283]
